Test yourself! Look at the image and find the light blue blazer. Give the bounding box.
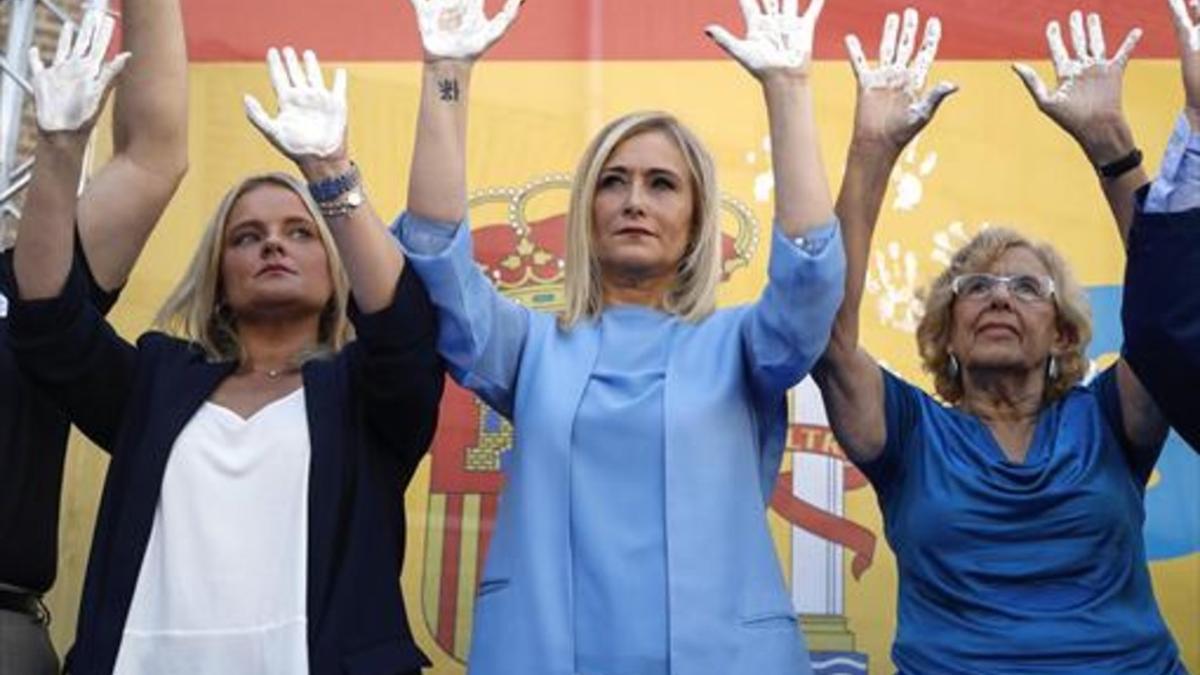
[397,213,845,675]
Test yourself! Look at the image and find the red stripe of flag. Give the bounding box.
[177,0,1176,62]
[436,493,464,653]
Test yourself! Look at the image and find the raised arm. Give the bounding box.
[1119,0,1200,453]
[1012,11,1145,242]
[707,0,832,235]
[244,47,399,312]
[406,0,520,224]
[1015,11,1168,454]
[813,9,956,463]
[15,10,127,301]
[77,0,188,293]
[1170,0,1200,133]
[8,11,137,448]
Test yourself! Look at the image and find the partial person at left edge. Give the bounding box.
[0,1,187,673]
[5,10,445,675]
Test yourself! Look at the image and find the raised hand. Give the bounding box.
[845,8,957,155]
[1012,10,1141,163]
[244,47,347,161]
[1168,0,1200,126]
[29,9,130,134]
[411,0,523,62]
[706,0,826,80]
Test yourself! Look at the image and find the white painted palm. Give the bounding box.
[410,0,523,61]
[706,0,826,78]
[845,8,956,127]
[28,8,130,133]
[243,47,347,160]
[1012,10,1141,114]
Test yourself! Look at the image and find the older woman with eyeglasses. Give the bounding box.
[815,6,1187,673]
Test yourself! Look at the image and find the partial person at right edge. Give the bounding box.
[1121,0,1200,452]
[6,31,443,675]
[0,2,187,673]
[816,5,1186,674]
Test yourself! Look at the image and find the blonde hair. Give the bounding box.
[916,227,1092,403]
[154,172,351,362]
[560,111,722,328]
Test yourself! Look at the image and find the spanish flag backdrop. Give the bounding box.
[49,1,1198,673]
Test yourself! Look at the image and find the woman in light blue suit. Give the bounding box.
[394,1,844,673]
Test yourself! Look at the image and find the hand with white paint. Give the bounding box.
[1168,0,1200,129]
[844,8,957,157]
[411,0,523,62]
[1012,10,1141,165]
[29,9,130,134]
[244,47,348,161]
[706,0,826,80]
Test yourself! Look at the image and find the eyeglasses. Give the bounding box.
[950,273,1056,303]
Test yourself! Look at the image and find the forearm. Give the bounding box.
[112,0,187,173]
[830,139,898,349]
[407,60,472,224]
[77,0,187,292]
[301,157,403,314]
[14,135,89,300]
[1077,115,1144,245]
[1101,166,1150,244]
[763,77,833,237]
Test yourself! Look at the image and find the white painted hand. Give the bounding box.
[410,0,523,61]
[866,241,922,333]
[844,8,957,150]
[1168,0,1200,122]
[28,9,130,133]
[706,0,826,78]
[244,47,347,160]
[1012,10,1140,147]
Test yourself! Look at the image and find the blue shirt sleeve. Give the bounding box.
[392,211,459,253]
[1143,112,1200,214]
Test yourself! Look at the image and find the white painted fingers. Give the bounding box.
[29,9,129,133]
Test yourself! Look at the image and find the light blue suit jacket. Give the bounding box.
[398,214,845,675]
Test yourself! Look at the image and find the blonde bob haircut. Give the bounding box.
[155,172,352,362]
[916,226,1092,404]
[560,111,722,328]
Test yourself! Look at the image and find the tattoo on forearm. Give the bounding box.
[438,78,460,102]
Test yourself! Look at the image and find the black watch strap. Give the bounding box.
[1097,148,1143,179]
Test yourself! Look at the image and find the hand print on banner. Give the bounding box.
[891,134,938,212]
[931,220,979,267]
[745,134,775,204]
[866,221,991,333]
[866,240,922,333]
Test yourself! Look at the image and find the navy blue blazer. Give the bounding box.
[5,254,444,674]
[1122,191,1200,451]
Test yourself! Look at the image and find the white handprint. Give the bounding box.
[411,0,522,61]
[845,7,957,126]
[29,9,130,133]
[244,47,347,159]
[746,135,775,203]
[930,220,989,267]
[891,135,938,211]
[866,240,922,333]
[706,0,826,75]
[1012,10,1141,107]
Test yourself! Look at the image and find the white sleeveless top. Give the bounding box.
[113,387,311,675]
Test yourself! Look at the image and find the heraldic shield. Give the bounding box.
[417,175,874,667]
